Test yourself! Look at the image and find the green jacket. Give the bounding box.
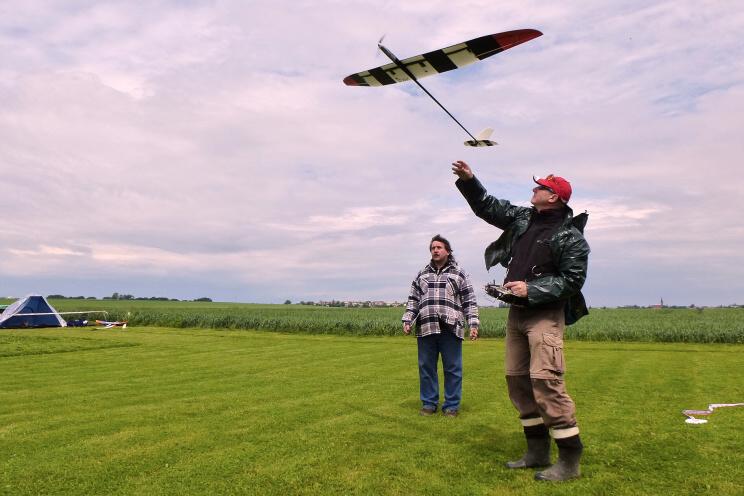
[456,176,590,324]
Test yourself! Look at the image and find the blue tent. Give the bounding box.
[0,295,66,329]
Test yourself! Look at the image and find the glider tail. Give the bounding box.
[465,127,498,147]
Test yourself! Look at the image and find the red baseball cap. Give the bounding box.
[533,174,572,202]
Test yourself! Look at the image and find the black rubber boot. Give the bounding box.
[505,436,551,469]
[534,446,582,481]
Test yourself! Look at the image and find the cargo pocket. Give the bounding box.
[540,332,565,376]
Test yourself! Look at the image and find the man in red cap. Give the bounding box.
[452,160,590,481]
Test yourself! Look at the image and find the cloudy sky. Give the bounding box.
[1,1,742,307]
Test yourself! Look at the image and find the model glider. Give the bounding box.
[343,29,542,146]
[95,320,128,329]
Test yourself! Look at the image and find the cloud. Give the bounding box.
[0,1,742,306]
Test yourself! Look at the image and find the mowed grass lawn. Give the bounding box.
[1,328,742,495]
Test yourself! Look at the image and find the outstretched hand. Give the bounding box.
[451,160,474,180]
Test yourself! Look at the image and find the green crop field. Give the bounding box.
[1,326,742,495]
[21,299,744,343]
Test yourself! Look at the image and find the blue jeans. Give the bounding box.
[417,331,463,412]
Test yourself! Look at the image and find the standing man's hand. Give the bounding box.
[403,323,411,335]
[469,327,479,341]
[451,160,474,181]
[504,281,528,298]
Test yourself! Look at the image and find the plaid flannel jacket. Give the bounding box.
[402,259,479,339]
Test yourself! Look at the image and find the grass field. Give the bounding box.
[1,326,742,495]
[23,299,744,343]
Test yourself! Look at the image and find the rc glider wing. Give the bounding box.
[343,29,542,87]
[343,29,542,146]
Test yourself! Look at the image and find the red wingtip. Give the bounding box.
[492,29,543,50]
[343,75,360,86]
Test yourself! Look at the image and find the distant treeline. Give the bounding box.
[612,304,743,309]
[47,293,213,302]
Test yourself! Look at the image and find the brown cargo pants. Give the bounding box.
[505,305,579,437]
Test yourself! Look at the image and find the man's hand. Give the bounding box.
[403,323,411,335]
[451,160,474,180]
[504,281,528,298]
[469,327,479,341]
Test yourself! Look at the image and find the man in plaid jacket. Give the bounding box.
[402,235,479,417]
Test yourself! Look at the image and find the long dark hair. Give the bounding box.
[430,234,455,262]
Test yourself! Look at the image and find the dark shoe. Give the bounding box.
[505,436,551,469]
[535,446,582,481]
[442,409,459,417]
[419,406,437,416]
